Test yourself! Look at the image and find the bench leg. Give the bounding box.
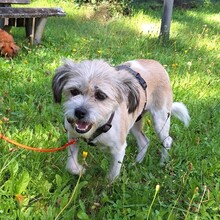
[34,18,47,44]
[25,18,34,44]
[0,18,4,28]
[25,17,47,45]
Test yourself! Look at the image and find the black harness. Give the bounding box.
[115,65,147,91]
[87,65,147,145]
[87,112,115,145]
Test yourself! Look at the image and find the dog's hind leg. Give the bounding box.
[131,119,149,163]
[151,109,172,166]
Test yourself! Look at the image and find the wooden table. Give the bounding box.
[0,0,66,44]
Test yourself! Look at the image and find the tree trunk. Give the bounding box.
[159,0,174,40]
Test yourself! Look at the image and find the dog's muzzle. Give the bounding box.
[67,107,93,134]
[67,117,93,134]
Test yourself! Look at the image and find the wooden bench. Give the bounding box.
[0,0,66,44]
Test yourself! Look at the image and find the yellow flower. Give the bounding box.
[146,119,151,126]
[172,63,178,68]
[187,61,192,67]
[194,187,199,193]
[15,194,25,205]
[155,184,160,192]
[82,151,88,159]
[97,50,102,54]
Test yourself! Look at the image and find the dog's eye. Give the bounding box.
[70,89,81,96]
[95,91,107,101]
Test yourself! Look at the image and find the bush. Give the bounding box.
[74,0,133,16]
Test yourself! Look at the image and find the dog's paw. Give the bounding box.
[107,172,119,183]
[135,146,148,163]
[66,159,85,175]
[107,165,122,182]
[163,136,172,149]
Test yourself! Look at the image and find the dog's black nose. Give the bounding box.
[75,107,87,119]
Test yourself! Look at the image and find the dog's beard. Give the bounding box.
[64,99,116,139]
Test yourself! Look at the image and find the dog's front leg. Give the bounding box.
[107,143,126,181]
[66,142,85,175]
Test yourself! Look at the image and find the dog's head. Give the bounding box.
[0,41,19,57]
[52,59,141,138]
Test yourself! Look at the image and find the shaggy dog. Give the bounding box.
[0,28,19,58]
[52,59,190,181]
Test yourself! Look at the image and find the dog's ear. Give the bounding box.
[52,61,72,103]
[121,78,140,113]
[11,43,19,54]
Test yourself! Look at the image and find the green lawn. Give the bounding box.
[0,1,220,219]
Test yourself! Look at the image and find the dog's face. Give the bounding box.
[0,42,19,57]
[52,59,141,139]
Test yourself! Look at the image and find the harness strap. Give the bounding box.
[87,112,115,145]
[116,64,147,122]
[115,65,147,91]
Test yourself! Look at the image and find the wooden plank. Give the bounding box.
[0,7,66,18]
[0,0,30,4]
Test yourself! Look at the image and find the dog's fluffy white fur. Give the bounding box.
[52,59,190,181]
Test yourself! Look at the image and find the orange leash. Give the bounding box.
[0,133,76,153]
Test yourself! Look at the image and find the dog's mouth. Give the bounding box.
[67,119,92,134]
[75,120,93,133]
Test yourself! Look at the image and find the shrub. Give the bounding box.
[74,0,133,16]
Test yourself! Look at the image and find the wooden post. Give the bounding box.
[34,17,47,44]
[159,0,174,40]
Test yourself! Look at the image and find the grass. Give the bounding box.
[0,0,220,219]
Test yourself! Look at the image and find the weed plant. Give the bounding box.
[0,0,220,219]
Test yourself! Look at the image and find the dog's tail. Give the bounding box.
[171,102,191,127]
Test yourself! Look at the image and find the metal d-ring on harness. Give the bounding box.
[87,64,147,145]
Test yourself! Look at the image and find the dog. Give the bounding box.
[0,28,19,58]
[52,59,190,181]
